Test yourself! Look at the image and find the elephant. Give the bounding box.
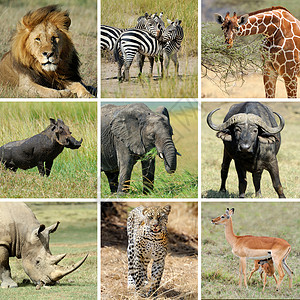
[101,103,179,193]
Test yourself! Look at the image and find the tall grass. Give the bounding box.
[0,102,97,198]
[202,202,300,299]
[0,202,97,300]
[101,0,197,55]
[201,102,300,198]
[0,1,97,97]
[101,0,198,98]
[101,107,198,198]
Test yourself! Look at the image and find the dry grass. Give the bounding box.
[0,1,97,97]
[101,202,198,299]
[201,72,298,98]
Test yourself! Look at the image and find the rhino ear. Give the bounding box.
[32,224,46,239]
[44,221,60,235]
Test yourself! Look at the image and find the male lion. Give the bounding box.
[0,5,96,98]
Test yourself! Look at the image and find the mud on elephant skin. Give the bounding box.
[101,103,180,194]
[0,202,88,289]
[0,118,83,176]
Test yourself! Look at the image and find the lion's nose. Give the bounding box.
[42,51,54,58]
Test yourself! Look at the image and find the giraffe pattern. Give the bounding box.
[215,6,300,98]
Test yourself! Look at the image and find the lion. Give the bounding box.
[0,5,96,98]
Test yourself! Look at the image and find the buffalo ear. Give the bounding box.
[110,109,146,155]
[258,135,277,144]
[216,131,232,141]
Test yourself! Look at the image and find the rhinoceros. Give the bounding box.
[0,202,88,288]
[0,118,83,176]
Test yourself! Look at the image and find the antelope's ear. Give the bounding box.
[214,13,224,24]
[238,14,249,25]
[228,208,235,216]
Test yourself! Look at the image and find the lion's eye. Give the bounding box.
[35,37,40,42]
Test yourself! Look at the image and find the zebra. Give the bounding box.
[136,18,184,77]
[100,13,163,52]
[114,20,180,81]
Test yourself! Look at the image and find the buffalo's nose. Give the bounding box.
[239,143,251,152]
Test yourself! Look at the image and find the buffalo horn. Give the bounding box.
[207,109,284,134]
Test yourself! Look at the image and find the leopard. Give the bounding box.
[127,205,171,298]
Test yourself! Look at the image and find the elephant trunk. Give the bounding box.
[157,139,177,174]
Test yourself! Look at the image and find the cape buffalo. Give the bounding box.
[207,102,285,198]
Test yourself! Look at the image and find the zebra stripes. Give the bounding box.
[114,22,179,81]
[163,19,184,75]
[101,25,124,51]
[137,18,184,77]
[100,13,162,52]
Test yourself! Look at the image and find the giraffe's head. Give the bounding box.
[215,12,249,48]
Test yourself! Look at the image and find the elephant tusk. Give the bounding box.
[159,152,164,159]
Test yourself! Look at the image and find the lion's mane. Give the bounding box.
[4,5,82,90]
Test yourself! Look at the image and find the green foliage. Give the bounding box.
[202,202,300,299]
[201,23,264,93]
[0,102,97,198]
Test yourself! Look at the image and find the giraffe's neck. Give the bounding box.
[238,14,281,38]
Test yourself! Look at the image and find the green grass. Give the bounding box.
[101,107,198,198]
[202,202,300,299]
[0,1,96,97]
[0,102,97,198]
[1,202,97,300]
[101,0,197,56]
[201,102,300,198]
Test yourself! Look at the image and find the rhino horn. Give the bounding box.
[50,254,88,281]
[49,253,67,265]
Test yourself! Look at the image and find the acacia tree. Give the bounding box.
[201,24,264,93]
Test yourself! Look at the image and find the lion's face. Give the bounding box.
[26,23,64,72]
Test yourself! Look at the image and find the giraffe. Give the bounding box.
[215,6,300,98]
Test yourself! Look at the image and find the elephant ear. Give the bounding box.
[110,106,147,155]
[156,106,173,135]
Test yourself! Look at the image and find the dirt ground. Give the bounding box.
[101,55,198,98]
[101,202,198,299]
[201,72,298,98]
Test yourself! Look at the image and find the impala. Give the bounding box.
[211,208,293,290]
